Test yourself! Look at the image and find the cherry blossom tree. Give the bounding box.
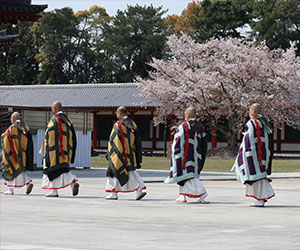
[138,34,300,146]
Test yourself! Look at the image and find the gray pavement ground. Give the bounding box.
[1,169,300,250]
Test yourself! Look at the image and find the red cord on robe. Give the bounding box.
[7,128,17,163]
[183,121,189,170]
[254,118,263,169]
[56,115,65,160]
[117,121,128,165]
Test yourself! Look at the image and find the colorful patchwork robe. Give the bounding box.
[232,116,273,184]
[165,120,207,184]
[106,117,142,186]
[43,113,77,181]
[1,121,33,181]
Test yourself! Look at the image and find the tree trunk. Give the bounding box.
[227,129,238,147]
[213,113,239,148]
[226,115,238,147]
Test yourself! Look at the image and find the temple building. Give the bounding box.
[0,29,18,46]
[0,0,47,46]
[0,0,47,24]
[1,84,299,169]
[0,0,47,130]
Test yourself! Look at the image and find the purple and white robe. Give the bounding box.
[232,117,273,184]
[165,120,206,184]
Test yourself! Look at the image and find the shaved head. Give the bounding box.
[51,101,62,115]
[11,112,20,123]
[116,106,127,119]
[185,107,197,120]
[250,103,262,117]
[117,106,127,115]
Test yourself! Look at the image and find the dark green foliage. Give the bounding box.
[98,4,167,82]
[1,1,300,85]
[250,0,300,55]
[0,23,39,85]
[34,8,86,84]
[163,0,253,42]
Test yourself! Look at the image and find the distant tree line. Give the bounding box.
[1,0,300,85]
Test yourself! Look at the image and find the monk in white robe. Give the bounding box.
[165,107,208,203]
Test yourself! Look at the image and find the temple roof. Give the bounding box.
[0,84,157,110]
[0,29,19,46]
[0,0,47,24]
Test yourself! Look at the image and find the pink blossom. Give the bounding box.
[137,34,300,138]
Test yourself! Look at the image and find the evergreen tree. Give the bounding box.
[98,5,167,82]
[251,0,300,55]
[0,22,39,85]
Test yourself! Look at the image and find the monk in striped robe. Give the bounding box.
[1,112,34,195]
[232,103,275,207]
[105,106,146,200]
[165,107,209,203]
[41,101,79,197]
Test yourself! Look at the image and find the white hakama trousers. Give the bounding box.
[41,156,78,190]
[42,172,78,190]
[179,178,207,198]
[245,179,275,200]
[4,172,32,188]
[105,170,146,193]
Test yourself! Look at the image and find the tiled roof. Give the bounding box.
[0,4,47,13]
[0,0,47,13]
[0,84,157,109]
[0,0,47,24]
[0,29,19,43]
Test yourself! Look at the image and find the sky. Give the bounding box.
[32,0,194,16]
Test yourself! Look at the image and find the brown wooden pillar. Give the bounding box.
[276,127,281,152]
[153,123,157,151]
[92,112,97,149]
[211,125,217,148]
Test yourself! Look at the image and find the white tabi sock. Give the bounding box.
[176,195,187,202]
[254,200,265,207]
[136,188,142,197]
[46,189,58,197]
[105,192,118,200]
[197,192,208,203]
[4,187,14,195]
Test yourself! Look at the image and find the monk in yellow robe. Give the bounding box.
[105,106,146,200]
[1,112,34,195]
[41,101,79,197]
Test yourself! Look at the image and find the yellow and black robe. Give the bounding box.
[43,113,77,181]
[106,117,142,186]
[1,121,33,181]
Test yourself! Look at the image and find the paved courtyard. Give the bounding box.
[1,169,300,250]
